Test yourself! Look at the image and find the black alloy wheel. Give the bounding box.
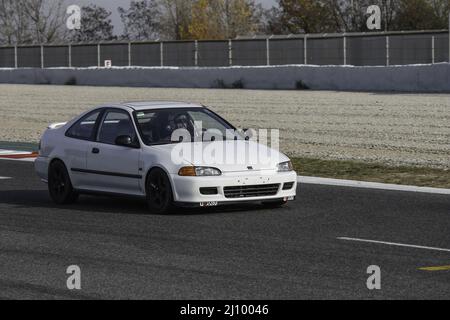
[48,160,79,205]
[146,168,174,214]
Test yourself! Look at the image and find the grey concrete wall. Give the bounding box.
[0,64,449,92]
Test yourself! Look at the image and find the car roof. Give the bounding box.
[119,101,204,111]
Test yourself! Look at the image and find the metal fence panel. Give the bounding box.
[0,47,15,68]
[390,34,432,65]
[2,31,448,69]
[17,46,41,68]
[131,42,160,66]
[269,38,304,65]
[101,43,129,66]
[434,33,449,63]
[347,36,386,66]
[232,40,267,66]
[44,46,69,67]
[307,37,343,65]
[163,41,195,67]
[71,45,98,67]
[198,41,229,67]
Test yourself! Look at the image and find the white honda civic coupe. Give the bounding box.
[35,101,297,214]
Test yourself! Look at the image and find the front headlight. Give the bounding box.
[277,161,294,172]
[178,166,222,176]
[195,167,222,176]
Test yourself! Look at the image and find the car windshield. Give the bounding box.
[134,108,239,146]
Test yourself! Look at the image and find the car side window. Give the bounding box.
[66,110,101,141]
[97,110,137,145]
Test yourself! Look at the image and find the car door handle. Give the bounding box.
[92,148,100,154]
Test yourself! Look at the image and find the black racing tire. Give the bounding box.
[262,199,288,208]
[146,168,174,215]
[48,160,79,205]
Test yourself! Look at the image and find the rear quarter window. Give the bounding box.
[66,110,101,140]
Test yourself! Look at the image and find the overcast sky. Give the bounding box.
[67,0,277,35]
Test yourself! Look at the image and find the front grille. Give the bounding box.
[224,184,280,199]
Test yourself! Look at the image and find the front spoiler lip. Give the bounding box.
[174,197,296,208]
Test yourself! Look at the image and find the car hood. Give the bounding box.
[151,140,289,173]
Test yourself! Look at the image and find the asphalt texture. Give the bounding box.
[0,160,449,300]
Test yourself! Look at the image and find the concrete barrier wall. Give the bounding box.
[0,64,449,92]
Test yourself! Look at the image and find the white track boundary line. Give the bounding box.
[0,176,11,180]
[337,237,450,253]
[298,176,450,195]
[0,150,31,155]
[0,157,36,162]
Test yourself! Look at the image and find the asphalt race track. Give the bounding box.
[0,160,449,299]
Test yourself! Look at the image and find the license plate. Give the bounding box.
[200,202,219,207]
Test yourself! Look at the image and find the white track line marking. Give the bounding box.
[298,176,450,195]
[0,157,36,162]
[337,237,450,253]
[0,150,33,155]
[0,176,11,180]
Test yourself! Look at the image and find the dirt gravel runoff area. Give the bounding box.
[0,84,449,169]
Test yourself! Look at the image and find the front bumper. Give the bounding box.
[174,197,296,208]
[170,170,297,205]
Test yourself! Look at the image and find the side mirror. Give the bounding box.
[115,135,138,148]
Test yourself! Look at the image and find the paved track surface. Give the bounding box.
[0,160,449,299]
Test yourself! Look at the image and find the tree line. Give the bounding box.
[0,0,449,45]
[268,0,450,34]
